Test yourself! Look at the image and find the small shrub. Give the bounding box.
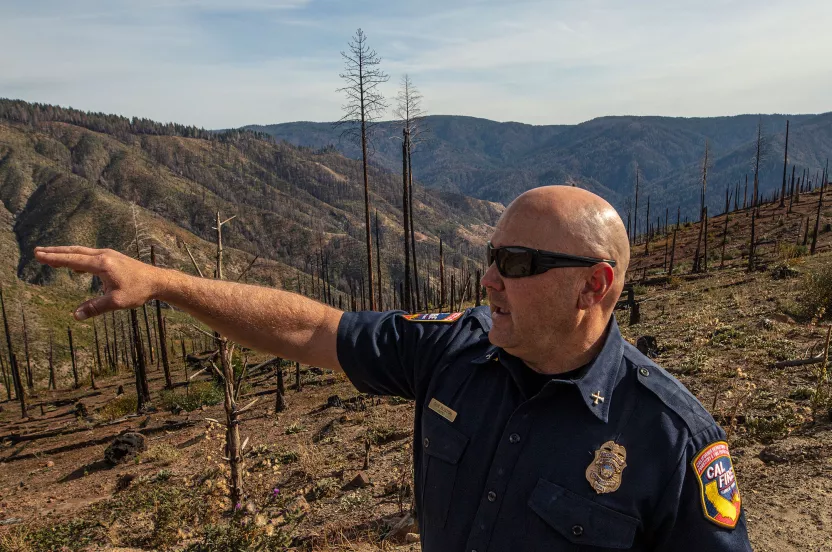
[796,261,832,321]
[184,520,290,552]
[276,450,299,464]
[747,409,802,444]
[96,394,138,422]
[158,381,223,412]
[778,243,807,261]
[141,444,180,466]
[308,477,339,500]
[789,387,815,401]
[285,423,304,435]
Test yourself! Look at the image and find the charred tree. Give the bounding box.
[336,29,388,311]
[68,326,79,389]
[151,246,173,389]
[780,120,790,207]
[811,162,828,255]
[20,305,33,390]
[402,132,412,312]
[48,330,55,390]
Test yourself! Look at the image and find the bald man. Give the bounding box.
[34,186,752,551]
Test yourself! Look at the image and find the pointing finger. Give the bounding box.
[35,252,104,273]
[34,246,103,256]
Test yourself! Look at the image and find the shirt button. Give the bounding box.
[509,433,521,444]
[487,491,497,502]
[640,367,650,377]
[423,437,430,448]
[572,524,584,536]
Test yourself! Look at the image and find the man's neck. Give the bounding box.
[523,318,611,376]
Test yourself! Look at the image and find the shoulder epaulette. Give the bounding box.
[624,343,715,435]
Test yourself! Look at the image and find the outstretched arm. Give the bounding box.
[33,246,343,371]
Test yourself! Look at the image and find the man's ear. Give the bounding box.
[577,264,615,310]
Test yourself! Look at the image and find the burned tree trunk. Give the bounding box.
[21,306,33,390]
[142,304,154,365]
[0,349,9,400]
[275,362,286,413]
[721,210,730,268]
[475,269,481,307]
[219,338,244,507]
[439,239,446,308]
[48,330,55,390]
[295,361,301,392]
[644,196,651,255]
[68,326,79,389]
[1,286,25,415]
[748,208,757,272]
[151,246,173,389]
[811,163,827,255]
[402,132,412,312]
[703,207,709,273]
[93,319,103,377]
[375,211,383,311]
[780,120,790,207]
[130,309,150,411]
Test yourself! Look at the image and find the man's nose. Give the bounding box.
[481,262,505,292]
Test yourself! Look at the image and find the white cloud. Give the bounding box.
[0,0,830,127]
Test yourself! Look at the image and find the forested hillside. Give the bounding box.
[249,113,832,220]
[0,99,500,299]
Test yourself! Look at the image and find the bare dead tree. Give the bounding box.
[1,346,10,399]
[693,141,709,272]
[375,210,383,310]
[48,329,55,390]
[780,120,790,207]
[67,326,79,389]
[335,28,389,311]
[811,161,828,255]
[395,74,427,310]
[151,246,173,389]
[633,162,640,244]
[439,238,446,308]
[1,286,24,415]
[402,131,412,312]
[275,360,286,413]
[644,196,651,255]
[211,211,247,509]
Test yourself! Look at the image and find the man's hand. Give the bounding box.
[34,246,165,321]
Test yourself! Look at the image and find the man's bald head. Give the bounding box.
[497,186,630,285]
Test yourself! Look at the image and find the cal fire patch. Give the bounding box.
[692,441,741,529]
[401,312,463,323]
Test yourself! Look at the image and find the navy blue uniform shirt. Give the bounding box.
[337,307,753,551]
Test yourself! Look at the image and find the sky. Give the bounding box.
[2,0,831,129]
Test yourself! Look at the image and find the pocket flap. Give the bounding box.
[423,409,468,465]
[528,479,639,549]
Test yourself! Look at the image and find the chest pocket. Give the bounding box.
[420,409,469,528]
[527,479,639,550]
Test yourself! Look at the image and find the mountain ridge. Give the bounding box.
[247,112,831,221]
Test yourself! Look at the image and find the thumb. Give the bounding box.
[74,295,117,321]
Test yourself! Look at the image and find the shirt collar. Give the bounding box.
[472,317,625,423]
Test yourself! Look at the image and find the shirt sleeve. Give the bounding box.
[336,309,477,401]
[649,425,753,551]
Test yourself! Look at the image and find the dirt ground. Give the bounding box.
[2,195,832,551]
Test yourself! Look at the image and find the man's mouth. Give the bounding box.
[493,306,511,316]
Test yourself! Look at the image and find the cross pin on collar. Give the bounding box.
[591,392,605,406]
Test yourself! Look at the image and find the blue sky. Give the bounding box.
[2,0,831,129]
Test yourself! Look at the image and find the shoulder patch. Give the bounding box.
[401,312,463,323]
[692,441,741,529]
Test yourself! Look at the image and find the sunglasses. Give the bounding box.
[487,242,616,278]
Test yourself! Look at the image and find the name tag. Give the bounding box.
[429,398,458,422]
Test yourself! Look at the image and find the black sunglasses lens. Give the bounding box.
[498,248,534,277]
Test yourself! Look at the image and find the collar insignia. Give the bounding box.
[586,440,627,494]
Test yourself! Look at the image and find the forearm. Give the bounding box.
[157,268,343,371]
